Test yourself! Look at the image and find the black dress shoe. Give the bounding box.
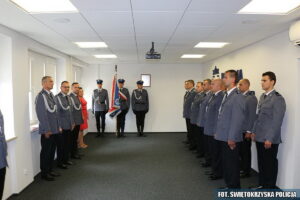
[189,146,197,151]
[49,171,61,177]
[196,154,204,158]
[201,162,211,168]
[218,186,229,190]
[204,171,213,175]
[71,155,81,160]
[249,185,263,190]
[96,132,101,137]
[41,174,55,181]
[65,161,74,165]
[209,175,222,180]
[57,164,68,169]
[240,172,251,178]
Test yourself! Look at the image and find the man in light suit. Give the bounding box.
[203,79,224,180]
[215,70,246,189]
[238,79,258,178]
[55,81,75,167]
[251,72,286,189]
[183,80,196,145]
[0,109,8,199]
[35,76,60,181]
[196,79,213,167]
[92,79,109,137]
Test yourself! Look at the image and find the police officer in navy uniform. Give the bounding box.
[92,79,109,137]
[251,72,286,189]
[55,81,74,167]
[215,70,246,189]
[189,81,205,151]
[203,79,224,180]
[35,76,60,181]
[238,79,258,178]
[132,80,149,137]
[196,79,213,167]
[0,109,8,199]
[69,82,83,159]
[117,79,130,138]
[183,80,196,144]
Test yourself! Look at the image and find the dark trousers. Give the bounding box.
[135,111,147,133]
[195,126,205,155]
[185,118,192,142]
[71,125,80,157]
[95,111,106,132]
[0,167,6,200]
[239,135,252,174]
[221,141,241,188]
[211,138,222,177]
[190,124,198,148]
[51,134,63,166]
[204,134,212,165]
[256,142,279,188]
[62,129,71,163]
[117,109,128,134]
[40,134,55,175]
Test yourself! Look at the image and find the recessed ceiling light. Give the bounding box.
[75,42,108,48]
[238,0,300,15]
[181,54,205,59]
[10,0,78,13]
[194,42,229,48]
[94,54,117,59]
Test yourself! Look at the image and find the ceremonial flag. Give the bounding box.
[108,74,121,118]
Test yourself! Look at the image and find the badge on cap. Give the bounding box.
[136,80,144,85]
[96,79,103,84]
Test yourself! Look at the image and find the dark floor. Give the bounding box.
[9,133,257,200]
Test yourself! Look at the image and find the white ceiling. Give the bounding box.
[0,0,300,64]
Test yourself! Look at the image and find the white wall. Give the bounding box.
[202,30,300,189]
[81,64,204,133]
[0,23,82,199]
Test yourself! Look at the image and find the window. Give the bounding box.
[29,51,58,124]
[73,65,82,83]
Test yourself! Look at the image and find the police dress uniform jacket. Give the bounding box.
[69,92,84,126]
[0,110,8,169]
[92,88,109,112]
[190,92,206,125]
[131,89,149,112]
[242,91,258,133]
[203,91,224,136]
[35,89,60,135]
[252,90,286,144]
[215,88,246,142]
[196,91,213,127]
[55,92,74,130]
[183,88,196,119]
[119,87,130,110]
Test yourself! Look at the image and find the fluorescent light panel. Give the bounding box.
[238,0,300,15]
[195,42,229,48]
[10,0,78,13]
[94,54,117,59]
[181,54,205,59]
[75,42,108,48]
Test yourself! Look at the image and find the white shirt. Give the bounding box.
[227,86,237,96]
[265,89,275,96]
[243,90,249,96]
[214,90,222,96]
[72,92,77,96]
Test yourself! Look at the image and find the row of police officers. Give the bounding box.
[35,77,150,181]
[183,70,286,189]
